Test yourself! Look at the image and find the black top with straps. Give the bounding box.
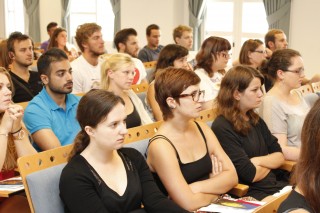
[126,98,142,129]
[148,122,212,196]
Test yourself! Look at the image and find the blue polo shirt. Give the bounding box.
[23,88,81,151]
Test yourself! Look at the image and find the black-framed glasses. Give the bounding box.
[253,50,267,54]
[176,90,205,102]
[284,68,305,75]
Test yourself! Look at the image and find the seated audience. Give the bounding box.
[100,53,152,128]
[0,67,36,212]
[59,89,188,213]
[146,67,237,211]
[23,48,80,151]
[147,44,191,121]
[71,23,105,94]
[259,49,318,161]
[48,28,78,61]
[173,25,197,67]
[211,65,289,201]
[278,99,320,213]
[239,39,267,69]
[138,24,164,62]
[7,32,42,103]
[114,28,148,84]
[264,29,320,91]
[194,36,231,110]
[40,22,58,52]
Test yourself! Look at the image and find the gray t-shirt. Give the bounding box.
[259,91,318,147]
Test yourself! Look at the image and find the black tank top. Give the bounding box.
[126,98,142,128]
[148,122,212,196]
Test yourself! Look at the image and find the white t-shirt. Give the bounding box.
[71,55,103,94]
[132,58,147,84]
[195,68,223,102]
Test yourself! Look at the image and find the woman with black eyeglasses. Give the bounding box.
[194,36,231,110]
[259,49,318,161]
[146,67,237,212]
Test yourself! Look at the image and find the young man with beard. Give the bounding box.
[71,23,105,94]
[23,48,80,152]
[7,32,42,103]
[114,28,148,84]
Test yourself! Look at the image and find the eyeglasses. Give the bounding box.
[253,50,267,54]
[284,68,305,75]
[176,90,205,102]
[218,52,232,59]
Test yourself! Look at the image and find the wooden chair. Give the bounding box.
[294,84,313,95]
[17,144,74,213]
[131,82,149,94]
[125,116,249,197]
[253,191,291,213]
[311,81,320,93]
[143,61,157,69]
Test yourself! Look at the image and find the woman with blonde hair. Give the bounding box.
[100,53,152,128]
[48,28,78,61]
[0,67,36,212]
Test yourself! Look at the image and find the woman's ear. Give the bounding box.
[166,97,176,109]
[84,126,95,136]
[107,69,114,79]
[233,90,241,101]
[277,69,285,80]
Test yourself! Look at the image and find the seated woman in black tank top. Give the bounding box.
[146,67,237,212]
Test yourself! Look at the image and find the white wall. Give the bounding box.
[120,0,188,49]
[39,0,62,42]
[290,0,320,79]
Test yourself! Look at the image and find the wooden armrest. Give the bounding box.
[228,183,249,197]
[279,160,296,172]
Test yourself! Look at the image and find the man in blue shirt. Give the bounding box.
[24,48,80,151]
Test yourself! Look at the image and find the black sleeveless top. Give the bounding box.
[148,122,212,196]
[126,98,142,129]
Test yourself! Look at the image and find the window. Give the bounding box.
[4,0,25,37]
[69,0,114,45]
[205,0,268,63]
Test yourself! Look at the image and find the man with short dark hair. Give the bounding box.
[23,48,80,152]
[40,22,58,51]
[138,24,164,62]
[114,28,147,84]
[7,32,42,103]
[71,23,105,93]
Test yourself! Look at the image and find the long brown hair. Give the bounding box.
[0,67,17,171]
[215,65,264,135]
[69,89,125,159]
[291,99,320,212]
[48,28,71,55]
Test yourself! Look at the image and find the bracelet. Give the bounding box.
[0,133,8,137]
[11,127,22,134]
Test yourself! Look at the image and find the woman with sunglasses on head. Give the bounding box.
[259,49,318,161]
[59,89,188,213]
[146,67,237,211]
[147,44,191,121]
[100,53,152,128]
[0,67,36,213]
[212,65,289,201]
[194,36,231,110]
